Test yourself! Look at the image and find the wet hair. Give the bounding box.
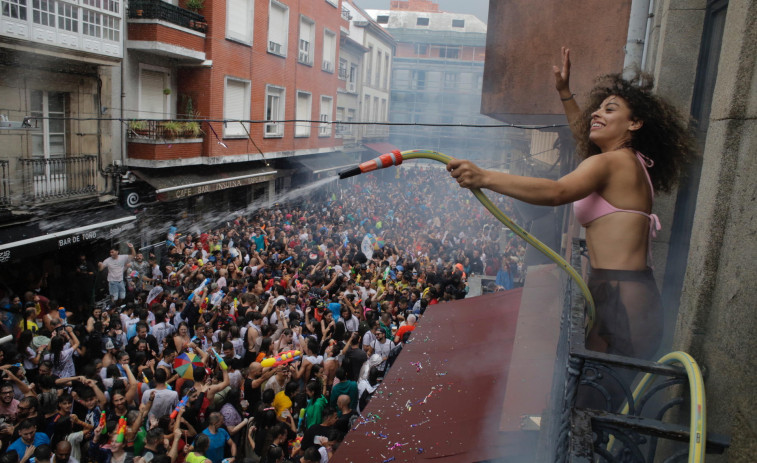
[193,434,210,453]
[576,73,694,193]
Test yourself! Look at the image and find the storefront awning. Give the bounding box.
[133,165,277,201]
[0,206,136,261]
[293,152,359,175]
[363,142,401,155]
[332,289,536,463]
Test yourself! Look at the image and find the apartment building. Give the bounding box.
[0,0,132,271]
[366,0,513,160]
[121,0,354,232]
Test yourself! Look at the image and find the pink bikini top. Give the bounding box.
[573,152,661,260]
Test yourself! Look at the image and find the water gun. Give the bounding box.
[199,297,208,314]
[260,350,301,368]
[99,411,107,434]
[233,298,238,311]
[211,347,228,370]
[288,435,303,452]
[115,416,127,443]
[297,408,306,430]
[170,394,189,419]
[58,307,67,325]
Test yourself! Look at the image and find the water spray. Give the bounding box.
[339,149,596,330]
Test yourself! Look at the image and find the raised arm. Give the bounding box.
[553,47,582,137]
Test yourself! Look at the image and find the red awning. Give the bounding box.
[331,289,540,463]
[363,142,401,155]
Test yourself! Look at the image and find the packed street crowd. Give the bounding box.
[0,166,527,463]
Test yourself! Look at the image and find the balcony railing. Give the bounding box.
[341,6,352,21]
[128,0,207,33]
[0,160,10,207]
[127,119,204,141]
[545,238,730,461]
[19,156,97,202]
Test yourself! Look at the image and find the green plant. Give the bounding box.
[163,88,172,95]
[159,120,183,139]
[186,0,204,12]
[128,120,148,131]
[182,121,204,138]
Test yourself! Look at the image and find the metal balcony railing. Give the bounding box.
[341,6,352,21]
[127,119,205,141]
[543,238,730,461]
[128,0,207,33]
[0,160,10,207]
[19,156,97,202]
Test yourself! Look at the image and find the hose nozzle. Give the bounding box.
[337,150,404,180]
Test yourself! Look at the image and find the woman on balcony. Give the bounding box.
[447,47,693,361]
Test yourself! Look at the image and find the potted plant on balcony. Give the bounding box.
[186,0,204,12]
[128,120,150,137]
[182,121,203,138]
[159,121,183,140]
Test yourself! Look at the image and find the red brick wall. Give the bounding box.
[177,0,348,159]
[390,0,439,12]
[127,23,205,52]
[128,141,204,160]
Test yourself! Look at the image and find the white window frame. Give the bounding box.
[298,15,314,65]
[322,28,336,73]
[319,95,332,137]
[223,77,251,138]
[267,0,288,57]
[138,63,171,119]
[295,90,312,138]
[226,0,254,44]
[264,84,286,138]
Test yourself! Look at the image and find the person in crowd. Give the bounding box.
[99,244,136,304]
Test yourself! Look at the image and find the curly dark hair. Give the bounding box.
[576,74,694,193]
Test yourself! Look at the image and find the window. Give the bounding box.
[139,68,170,119]
[2,0,27,19]
[412,70,426,90]
[414,43,427,56]
[267,1,288,56]
[102,13,119,41]
[416,17,429,26]
[444,72,457,88]
[348,64,358,92]
[375,51,382,88]
[365,46,373,85]
[363,95,370,121]
[452,19,464,28]
[295,91,311,137]
[380,99,387,122]
[298,16,314,65]
[322,29,336,73]
[81,9,101,38]
[227,0,253,44]
[439,46,460,59]
[373,96,379,123]
[335,107,346,136]
[319,96,332,137]
[383,54,390,89]
[338,58,348,80]
[264,85,285,137]
[223,77,251,137]
[57,2,77,32]
[376,15,388,24]
[32,0,54,27]
[30,90,68,189]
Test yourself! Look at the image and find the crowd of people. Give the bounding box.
[0,166,527,463]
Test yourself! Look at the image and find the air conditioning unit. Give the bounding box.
[268,41,282,54]
[265,122,281,136]
[322,61,334,72]
[298,51,310,64]
[347,82,356,93]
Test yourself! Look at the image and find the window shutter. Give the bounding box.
[225,80,247,136]
[140,70,166,118]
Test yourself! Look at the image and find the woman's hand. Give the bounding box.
[447,159,489,190]
[553,46,572,94]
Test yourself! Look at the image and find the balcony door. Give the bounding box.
[30,90,68,197]
[139,67,170,119]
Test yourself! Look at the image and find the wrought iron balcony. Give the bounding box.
[128,0,207,33]
[19,156,97,202]
[544,238,730,461]
[0,160,9,207]
[341,6,352,21]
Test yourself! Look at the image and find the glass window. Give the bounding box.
[416,17,429,26]
[224,78,251,137]
[376,15,388,24]
[452,19,464,28]
[227,0,253,44]
[32,0,55,27]
[319,96,332,137]
[57,2,77,32]
[295,91,311,137]
[298,16,314,65]
[2,0,28,20]
[264,85,285,137]
[322,29,336,73]
[267,1,288,56]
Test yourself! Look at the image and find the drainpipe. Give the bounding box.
[623,0,652,79]
[640,0,656,73]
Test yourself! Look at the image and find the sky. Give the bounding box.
[353,0,490,24]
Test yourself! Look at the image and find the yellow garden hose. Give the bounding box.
[339,148,596,331]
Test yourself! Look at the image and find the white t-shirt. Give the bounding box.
[44,346,77,378]
[101,255,130,282]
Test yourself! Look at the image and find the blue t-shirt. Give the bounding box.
[9,433,50,457]
[201,427,230,463]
